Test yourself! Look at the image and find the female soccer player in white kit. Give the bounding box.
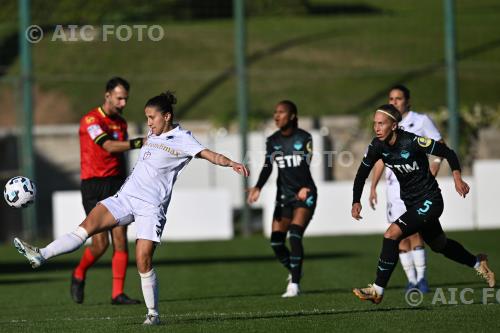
[13,91,249,326]
[369,85,443,293]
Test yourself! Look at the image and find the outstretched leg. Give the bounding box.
[14,204,117,267]
[422,225,495,287]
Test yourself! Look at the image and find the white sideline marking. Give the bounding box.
[4,306,423,324]
[4,308,339,324]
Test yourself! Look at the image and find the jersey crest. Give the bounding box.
[417,136,432,148]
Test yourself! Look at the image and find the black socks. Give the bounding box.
[375,237,400,288]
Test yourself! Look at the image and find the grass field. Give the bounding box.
[0,229,499,332]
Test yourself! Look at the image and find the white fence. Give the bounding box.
[53,160,500,240]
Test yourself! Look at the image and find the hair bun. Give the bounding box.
[161,91,177,105]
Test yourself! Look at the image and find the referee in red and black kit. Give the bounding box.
[71,77,143,305]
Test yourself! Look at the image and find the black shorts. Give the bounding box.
[394,195,445,244]
[81,176,125,215]
[273,191,317,220]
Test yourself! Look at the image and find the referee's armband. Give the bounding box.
[94,133,111,146]
[129,138,143,149]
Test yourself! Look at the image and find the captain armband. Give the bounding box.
[129,138,144,149]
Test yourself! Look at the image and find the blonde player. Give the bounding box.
[369,85,443,293]
[13,91,249,326]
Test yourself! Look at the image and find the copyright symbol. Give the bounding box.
[405,288,423,307]
[25,25,43,43]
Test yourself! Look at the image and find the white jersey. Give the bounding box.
[385,111,442,184]
[120,124,205,207]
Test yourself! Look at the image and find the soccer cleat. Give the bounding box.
[416,278,430,293]
[70,273,85,304]
[281,282,300,298]
[143,314,160,325]
[352,284,383,304]
[475,254,495,287]
[13,237,45,268]
[111,293,141,305]
[405,282,417,292]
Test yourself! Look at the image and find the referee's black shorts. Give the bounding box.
[81,176,125,215]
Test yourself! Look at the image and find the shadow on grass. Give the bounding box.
[167,306,430,325]
[0,251,357,274]
[0,276,65,285]
[158,280,490,304]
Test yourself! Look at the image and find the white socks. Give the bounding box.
[39,226,88,260]
[412,248,426,282]
[140,269,159,316]
[373,283,384,295]
[399,251,417,285]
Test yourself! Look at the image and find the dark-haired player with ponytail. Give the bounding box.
[14,91,250,325]
[247,100,317,298]
[351,104,495,304]
[72,77,142,305]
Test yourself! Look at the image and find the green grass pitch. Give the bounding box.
[0,229,499,332]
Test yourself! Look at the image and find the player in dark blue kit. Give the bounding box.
[351,104,495,304]
[247,100,317,297]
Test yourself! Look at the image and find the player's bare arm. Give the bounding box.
[452,170,470,198]
[197,149,250,177]
[246,187,261,204]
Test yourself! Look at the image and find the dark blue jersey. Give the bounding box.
[353,130,460,208]
[255,128,317,200]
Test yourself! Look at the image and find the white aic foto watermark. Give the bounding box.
[25,24,165,43]
[405,287,500,307]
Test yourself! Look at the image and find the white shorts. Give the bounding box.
[100,193,167,243]
[386,181,407,223]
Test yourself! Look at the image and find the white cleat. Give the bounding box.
[143,314,160,325]
[13,237,45,268]
[282,282,300,298]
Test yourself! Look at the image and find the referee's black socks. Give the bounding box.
[270,231,291,271]
[375,237,400,288]
[289,224,305,284]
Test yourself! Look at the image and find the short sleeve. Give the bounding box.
[82,115,106,141]
[422,115,442,141]
[183,132,205,157]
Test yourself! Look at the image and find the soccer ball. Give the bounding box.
[3,176,36,208]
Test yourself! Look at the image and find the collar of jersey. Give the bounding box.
[158,123,180,138]
[97,107,107,118]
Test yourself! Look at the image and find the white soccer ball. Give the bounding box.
[3,176,36,208]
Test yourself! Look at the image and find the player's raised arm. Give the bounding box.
[197,149,249,177]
